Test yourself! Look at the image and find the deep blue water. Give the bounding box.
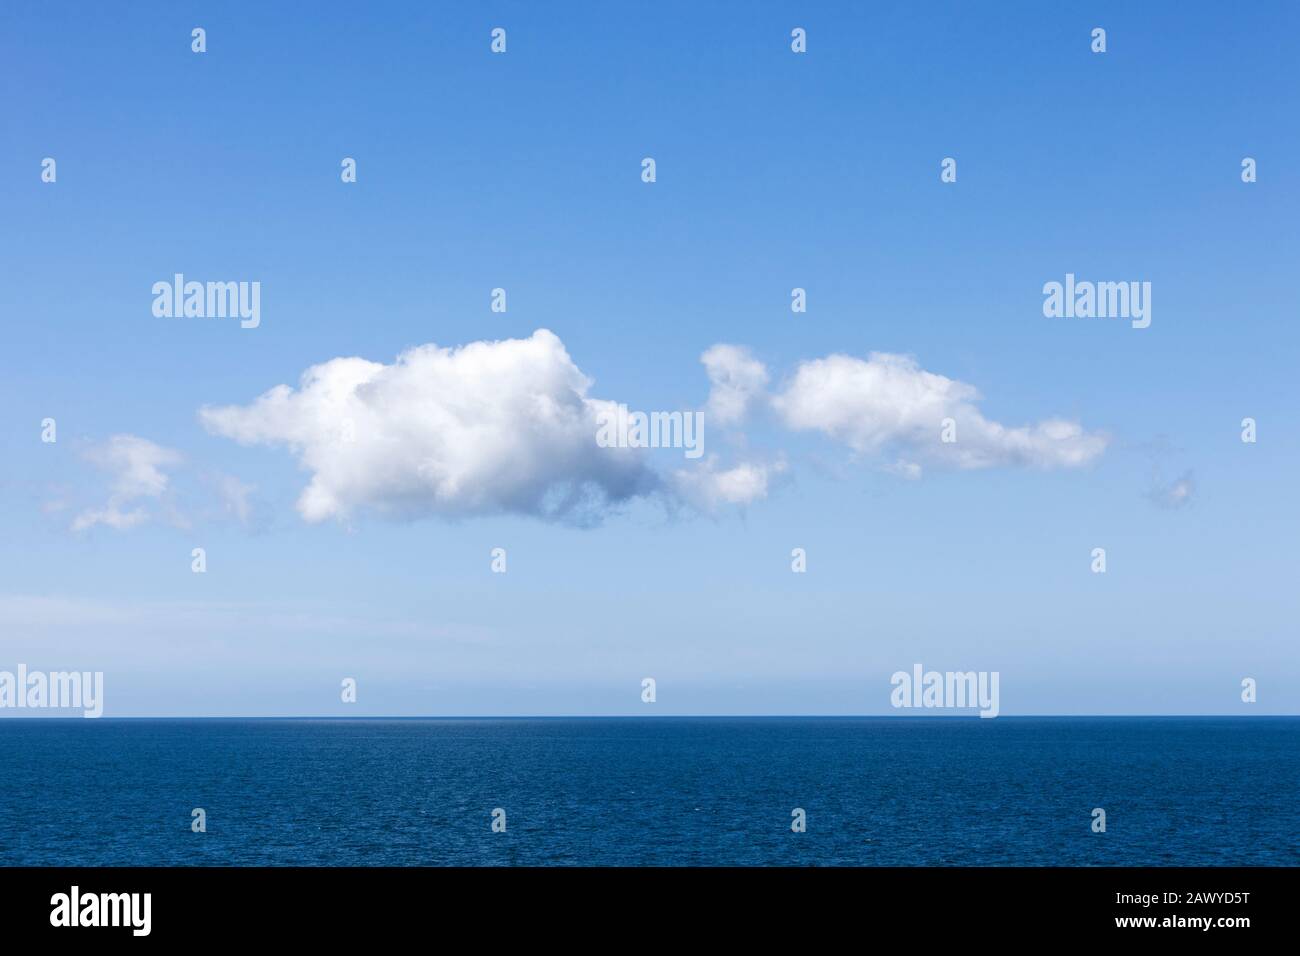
[0,717,1295,866]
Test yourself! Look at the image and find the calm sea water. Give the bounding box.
[0,717,1294,866]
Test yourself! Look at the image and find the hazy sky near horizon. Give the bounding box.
[2,1,1298,716]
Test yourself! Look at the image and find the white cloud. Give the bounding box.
[770,351,1106,472]
[673,457,785,508]
[702,344,769,426]
[194,334,1106,527]
[72,435,183,531]
[199,329,658,524]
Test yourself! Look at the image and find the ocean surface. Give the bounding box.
[1,717,1295,866]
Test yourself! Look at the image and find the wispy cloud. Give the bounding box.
[72,435,184,531]
[1147,469,1196,509]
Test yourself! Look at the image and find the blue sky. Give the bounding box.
[2,1,1297,715]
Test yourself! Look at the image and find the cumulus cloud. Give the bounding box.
[194,333,1106,527]
[769,351,1106,472]
[199,329,658,524]
[72,435,184,531]
[702,344,769,426]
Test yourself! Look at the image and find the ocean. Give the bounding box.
[1,717,1295,866]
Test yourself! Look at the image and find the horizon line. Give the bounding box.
[0,714,1292,721]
